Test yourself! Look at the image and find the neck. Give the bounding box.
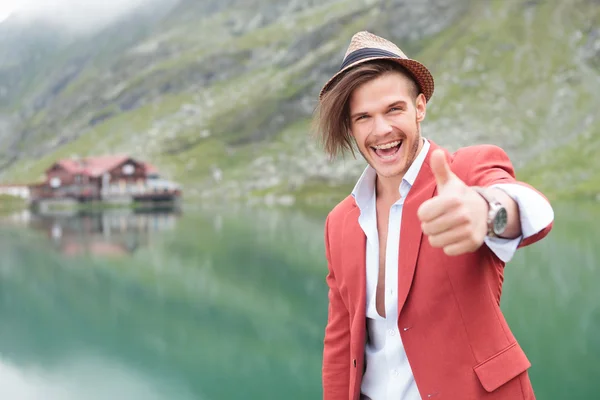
[375,174,403,204]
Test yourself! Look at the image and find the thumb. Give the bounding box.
[430,149,453,188]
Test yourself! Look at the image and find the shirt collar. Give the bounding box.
[351,138,430,210]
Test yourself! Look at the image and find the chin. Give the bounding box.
[374,164,408,178]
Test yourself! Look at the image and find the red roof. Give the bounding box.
[51,155,157,177]
[143,162,159,175]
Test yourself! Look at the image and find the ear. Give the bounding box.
[415,93,427,122]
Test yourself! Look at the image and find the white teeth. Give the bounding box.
[373,140,401,150]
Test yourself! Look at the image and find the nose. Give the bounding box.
[372,114,392,136]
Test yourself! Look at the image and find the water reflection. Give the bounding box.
[0,354,195,400]
[0,206,328,400]
[0,202,597,399]
[501,201,600,399]
[6,209,180,257]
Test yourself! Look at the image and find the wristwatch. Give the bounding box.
[471,187,508,238]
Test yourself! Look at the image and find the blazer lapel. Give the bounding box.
[342,206,367,319]
[343,206,367,400]
[397,144,438,316]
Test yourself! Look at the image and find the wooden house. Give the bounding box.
[29,155,180,205]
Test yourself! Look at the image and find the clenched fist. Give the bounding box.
[417,149,488,256]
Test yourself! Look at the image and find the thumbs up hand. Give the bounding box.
[417,149,489,256]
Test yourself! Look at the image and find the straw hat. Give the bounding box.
[319,31,434,102]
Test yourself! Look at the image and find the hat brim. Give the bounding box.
[319,56,434,102]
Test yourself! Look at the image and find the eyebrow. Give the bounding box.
[388,100,407,109]
[350,100,408,120]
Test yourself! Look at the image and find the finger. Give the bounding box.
[427,225,471,249]
[430,149,453,188]
[442,240,479,256]
[417,195,461,223]
[421,207,470,236]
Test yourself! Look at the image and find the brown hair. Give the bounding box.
[313,60,420,159]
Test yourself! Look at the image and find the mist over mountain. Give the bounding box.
[0,0,598,205]
[1,0,175,33]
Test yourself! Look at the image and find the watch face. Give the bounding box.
[493,207,508,235]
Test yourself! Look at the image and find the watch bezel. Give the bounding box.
[490,201,508,236]
[472,186,508,238]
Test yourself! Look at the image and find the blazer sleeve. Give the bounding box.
[458,145,554,248]
[322,215,351,400]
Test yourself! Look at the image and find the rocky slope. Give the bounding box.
[0,0,598,206]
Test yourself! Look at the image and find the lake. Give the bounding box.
[0,201,598,399]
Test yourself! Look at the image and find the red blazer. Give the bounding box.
[322,141,553,400]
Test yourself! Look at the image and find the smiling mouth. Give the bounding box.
[371,140,402,159]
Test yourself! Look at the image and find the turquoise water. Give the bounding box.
[0,202,598,399]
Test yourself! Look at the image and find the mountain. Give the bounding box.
[0,0,598,207]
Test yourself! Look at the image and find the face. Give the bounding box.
[348,71,426,183]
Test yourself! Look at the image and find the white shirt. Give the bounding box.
[353,138,554,400]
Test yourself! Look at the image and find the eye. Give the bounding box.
[355,115,368,122]
[388,107,403,113]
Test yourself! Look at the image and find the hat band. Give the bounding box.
[339,48,401,70]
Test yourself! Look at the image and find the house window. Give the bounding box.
[122,164,135,175]
[50,177,61,188]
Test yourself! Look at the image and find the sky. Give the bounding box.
[0,0,156,32]
[0,0,17,22]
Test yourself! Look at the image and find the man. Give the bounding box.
[314,31,554,400]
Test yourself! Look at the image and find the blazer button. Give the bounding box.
[353,359,357,368]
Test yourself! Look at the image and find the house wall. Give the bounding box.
[30,158,176,201]
[107,160,146,183]
[31,170,103,200]
[102,160,147,196]
[46,165,76,186]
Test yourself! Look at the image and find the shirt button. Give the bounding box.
[388,288,394,296]
[388,329,395,336]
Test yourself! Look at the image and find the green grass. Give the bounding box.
[421,0,593,126]
[4,91,195,183]
[1,0,370,193]
[2,0,599,206]
[0,194,27,215]
[413,0,600,200]
[518,118,600,201]
[233,0,364,50]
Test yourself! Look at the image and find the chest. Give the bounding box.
[375,199,397,267]
[373,199,399,317]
